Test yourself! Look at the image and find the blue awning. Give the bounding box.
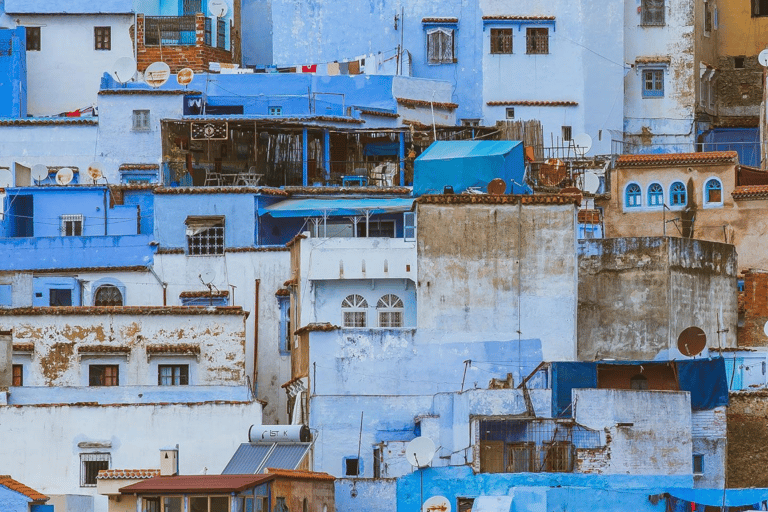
[260,198,415,218]
[666,488,768,507]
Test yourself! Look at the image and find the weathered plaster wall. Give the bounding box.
[573,388,692,476]
[691,406,726,488]
[726,390,768,488]
[416,201,578,362]
[336,479,395,512]
[578,237,737,360]
[270,477,335,512]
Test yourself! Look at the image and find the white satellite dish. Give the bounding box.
[144,61,171,88]
[579,171,600,194]
[759,49,768,67]
[177,68,195,86]
[87,162,104,182]
[55,168,74,185]
[0,169,13,188]
[762,320,768,338]
[199,269,216,285]
[423,496,451,512]
[405,436,436,468]
[208,0,227,17]
[571,133,593,155]
[31,164,48,184]
[111,57,137,84]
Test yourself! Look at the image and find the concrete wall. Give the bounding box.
[691,406,726,488]
[573,388,692,476]
[578,237,737,360]
[416,200,578,362]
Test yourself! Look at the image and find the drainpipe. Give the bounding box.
[103,187,108,235]
[147,265,168,306]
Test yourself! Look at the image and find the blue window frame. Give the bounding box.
[670,181,687,206]
[268,106,282,116]
[625,183,641,207]
[642,69,664,97]
[705,179,722,204]
[648,183,664,206]
[277,294,291,355]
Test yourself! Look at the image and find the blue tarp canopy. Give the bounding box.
[260,198,415,218]
[413,141,529,196]
[551,358,729,417]
[666,488,768,507]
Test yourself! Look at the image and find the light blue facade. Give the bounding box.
[0,485,36,512]
[0,27,26,118]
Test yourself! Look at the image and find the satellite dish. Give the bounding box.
[31,164,48,184]
[87,162,104,182]
[579,171,600,194]
[571,133,593,155]
[423,496,451,512]
[0,169,13,188]
[144,61,171,88]
[177,68,195,86]
[208,0,228,17]
[759,49,768,67]
[677,326,707,357]
[487,178,507,195]
[111,57,137,84]
[55,168,74,186]
[762,320,768,338]
[199,269,216,285]
[405,436,435,468]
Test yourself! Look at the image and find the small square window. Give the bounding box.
[268,106,282,116]
[12,364,22,386]
[506,107,515,119]
[461,119,480,127]
[490,28,512,54]
[94,26,111,50]
[642,0,665,25]
[526,28,549,54]
[345,457,360,476]
[26,27,40,51]
[642,69,664,98]
[693,454,704,474]
[562,126,572,141]
[61,214,83,236]
[753,0,768,17]
[50,288,72,306]
[734,56,745,69]
[186,216,225,255]
[89,364,119,386]
[80,453,110,486]
[158,365,189,386]
[133,110,150,131]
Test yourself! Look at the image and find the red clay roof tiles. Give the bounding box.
[97,469,160,480]
[0,476,48,502]
[487,100,577,107]
[732,185,768,200]
[616,151,738,167]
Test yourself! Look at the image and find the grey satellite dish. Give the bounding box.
[87,162,104,182]
[177,68,195,86]
[579,171,600,194]
[759,49,768,67]
[208,0,228,17]
[0,169,13,188]
[55,168,74,185]
[111,57,137,84]
[423,496,451,512]
[144,61,171,88]
[199,269,216,285]
[571,133,593,155]
[31,164,48,184]
[405,436,436,468]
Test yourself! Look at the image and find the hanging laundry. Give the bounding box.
[348,60,360,75]
[327,62,340,76]
[302,64,317,73]
[339,61,350,74]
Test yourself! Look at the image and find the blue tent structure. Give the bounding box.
[413,141,530,196]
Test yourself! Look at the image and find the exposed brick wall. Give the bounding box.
[715,56,763,127]
[575,429,611,474]
[738,270,768,347]
[135,14,232,74]
[727,391,768,488]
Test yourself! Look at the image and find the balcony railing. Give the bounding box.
[144,15,197,46]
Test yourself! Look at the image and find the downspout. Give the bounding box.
[147,265,167,305]
[103,187,108,235]
[253,279,260,394]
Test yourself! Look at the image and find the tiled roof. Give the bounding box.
[416,194,581,206]
[154,186,289,196]
[99,89,201,96]
[357,109,399,118]
[294,323,339,335]
[224,246,290,253]
[397,98,459,110]
[13,343,34,352]
[156,248,185,255]
[0,306,246,316]
[275,288,290,297]
[732,185,768,200]
[180,115,365,125]
[146,344,201,354]
[635,56,671,64]
[483,15,556,20]
[487,100,577,107]
[401,119,458,130]
[8,400,255,409]
[264,468,335,481]
[179,290,229,298]
[0,476,48,502]
[615,151,738,167]
[0,118,98,126]
[120,474,273,494]
[97,469,160,480]
[578,209,601,224]
[283,186,412,195]
[119,164,160,170]
[422,17,458,23]
[78,345,132,353]
[32,265,150,274]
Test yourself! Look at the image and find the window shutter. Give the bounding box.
[442,29,454,63]
[427,29,439,64]
[403,212,416,241]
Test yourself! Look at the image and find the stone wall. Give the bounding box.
[715,56,763,126]
[727,390,768,487]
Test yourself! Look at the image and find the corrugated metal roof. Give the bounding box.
[416,140,522,161]
[261,198,415,218]
[120,474,272,494]
[221,443,311,474]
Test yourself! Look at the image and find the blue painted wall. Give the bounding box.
[702,128,760,168]
[0,27,27,118]
[123,189,155,235]
[0,485,33,512]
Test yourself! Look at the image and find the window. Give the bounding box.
[544,441,573,472]
[625,183,642,207]
[734,56,745,69]
[356,220,395,238]
[461,119,480,127]
[507,442,535,472]
[642,69,664,97]
[705,178,722,204]
[275,498,289,512]
[427,27,455,64]
[630,374,649,390]
[561,126,572,142]
[693,454,704,474]
[94,285,123,306]
[159,365,189,385]
[268,106,282,116]
[12,364,22,386]
[26,27,40,51]
[186,216,225,255]
[89,364,119,386]
[457,498,475,512]
[277,294,291,355]
[344,457,360,476]
[753,0,768,16]
[94,26,111,50]
[647,183,664,206]
[342,294,368,327]
[506,107,515,119]
[490,28,512,54]
[80,453,110,486]
[377,294,404,328]
[190,496,229,512]
[61,214,83,236]
[180,295,228,306]
[50,288,72,306]
[404,212,416,241]
[144,497,182,512]
[704,2,712,33]
[642,0,665,25]
[670,181,687,206]
[143,498,161,512]
[526,28,549,54]
[133,110,150,131]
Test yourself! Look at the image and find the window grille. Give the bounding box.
[490,28,513,54]
[94,285,123,306]
[133,110,150,131]
[427,28,455,64]
[648,183,664,206]
[625,184,641,207]
[377,294,404,327]
[205,17,212,46]
[754,0,768,16]
[642,69,664,97]
[182,0,202,14]
[186,217,225,255]
[61,214,83,236]
[269,106,283,116]
[342,294,368,327]
[26,27,40,51]
[217,17,226,49]
[80,453,110,486]
[704,2,712,32]
[561,126,572,141]
[642,0,665,25]
[526,28,549,54]
[144,16,196,45]
[670,182,686,206]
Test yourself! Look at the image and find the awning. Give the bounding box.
[260,198,415,218]
[471,496,513,512]
[664,488,768,507]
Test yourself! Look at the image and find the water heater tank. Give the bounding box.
[248,424,311,443]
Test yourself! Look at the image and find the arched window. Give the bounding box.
[670,181,687,206]
[630,374,649,390]
[625,183,641,207]
[705,178,722,204]
[94,284,123,306]
[647,183,664,206]
[341,294,368,327]
[377,294,404,328]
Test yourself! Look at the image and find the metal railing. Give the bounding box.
[144,16,196,46]
[613,140,764,168]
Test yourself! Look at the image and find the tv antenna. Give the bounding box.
[111,57,137,85]
[577,170,600,195]
[199,270,219,305]
[55,168,74,186]
[759,49,768,67]
[570,133,593,158]
[144,61,171,88]
[31,164,48,185]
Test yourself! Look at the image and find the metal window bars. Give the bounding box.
[490,28,513,54]
[80,453,110,486]
[217,18,226,49]
[187,224,224,255]
[94,285,123,306]
[642,0,665,25]
[144,16,197,46]
[526,28,549,54]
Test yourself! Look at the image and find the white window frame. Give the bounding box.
[377,294,404,328]
[426,27,455,65]
[133,109,150,131]
[80,452,110,487]
[342,294,368,328]
[61,214,83,236]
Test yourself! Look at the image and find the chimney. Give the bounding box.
[160,447,179,476]
[0,330,12,389]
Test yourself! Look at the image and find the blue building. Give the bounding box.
[0,27,26,118]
